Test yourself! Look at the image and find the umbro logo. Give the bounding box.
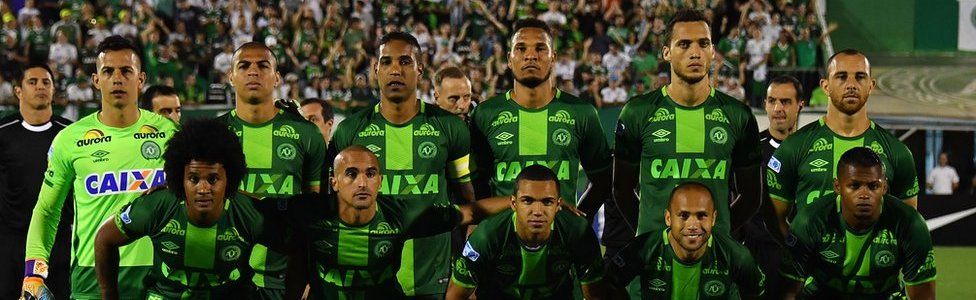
[809,159,830,172]
[366,144,382,157]
[495,132,514,146]
[820,250,840,261]
[652,129,671,142]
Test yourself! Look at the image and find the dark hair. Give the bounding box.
[141,85,179,110]
[433,66,467,86]
[514,164,560,195]
[96,35,142,68]
[837,147,885,178]
[664,9,710,45]
[512,18,552,42]
[233,41,277,67]
[14,63,55,87]
[667,181,715,209]
[377,31,422,58]
[163,119,247,199]
[300,98,334,121]
[827,48,868,68]
[768,75,805,102]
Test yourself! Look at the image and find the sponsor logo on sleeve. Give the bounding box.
[462,241,480,261]
[768,156,782,173]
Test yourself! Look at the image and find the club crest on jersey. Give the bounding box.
[548,110,576,125]
[709,127,728,144]
[358,124,385,137]
[133,125,166,139]
[77,129,112,147]
[462,241,480,261]
[649,108,674,122]
[491,111,518,127]
[874,250,895,267]
[141,141,161,159]
[705,108,729,124]
[414,123,441,136]
[274,125,301,140]
[84,169,166,196]
[418,141,438,158]
[276,143,297,160]
[704,280,726,296]
[221,245,242,261]
[374,240,392,257]
[809,138,832,152]
[552,128,572,146]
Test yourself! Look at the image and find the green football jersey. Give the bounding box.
[785,195,936,297]
[114,190,281,299]
[451,210,605,299]
[274,193,462,300]
[766,118,919,212]
[25,110,177,299]
[607,230,765,299]
[216,109,327,289]
[470,89,611,203]
[615,87,761,235]
[331,102,472,295]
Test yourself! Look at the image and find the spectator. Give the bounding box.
[603,43,631,79]
[213,43,234,75]
[539,4,567,27]
[795,27,818,68]
[111,10,138,40]
[87,17,112,45]
[928,152,960,195]
[48,31,78,79]
[0,72,13,105]
[587,22,612,55]
[64,74,94,121]
[16,0,39,25]
[600,77,628,107]
[554,51,576,82]
[50,9,81,46]
[744,25,769,106]
[769,30,795,67]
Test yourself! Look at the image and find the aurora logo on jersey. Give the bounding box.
[274,125,301,140]
[371,222,399,235]
[414,123,441,136]
[218,228,243,242]
[379,174,440,195]
[240,172,297,195]
[648,108,674,122]
[161,219,186,236]
[648,159,728,179]
[84,169,166,196]
[358,124,385,137]
[133,125,166,139]
[705,109,729,124]
[491,111,518,127]
[77,129,112,147]
[548,110,576,125]
[810,138,832,153]
[869,141,887,158]
[495,161,571,182]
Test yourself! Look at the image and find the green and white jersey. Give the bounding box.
[216,109,327,289]
[471,89,612,203]
[785,195,936,297]
[331,102,472,295]
[114,190,282,299]
[275,193,462,300]
[766,118,919,212]
[607,230,765,299]
[615,87,761,234]
[25,110,177,299]
[451,210,605,299]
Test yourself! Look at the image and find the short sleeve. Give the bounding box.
[782,216,816,281]
[114,195,165,239]
[302,124,327,188]
[731,244,766,297]
[731,109,761,169]
[901,215,937,285]
[578,104,612,178]
[404,202,461,239]
[604,233,648,287]
[613,100,644,166]
[451,241,481,288]
[572,224,606,285]
[888,142,919,200]
[767,142,798,203]
[445,117,473,183]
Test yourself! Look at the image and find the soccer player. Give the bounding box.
[216,41,327,299]
[605,182,765,299]
[446,164,609,299]
[278,145,513,299]
[330,32,474,298]
[299,98,335,145]
[23,35,178,299]
[0,64,72,299]
[141,85,182,124]
[433,66,474,120]
[767,49,919,238]
[94,119,277,299]
[783,147,936,298]
[470,18,612,218]
[610,8,762,249]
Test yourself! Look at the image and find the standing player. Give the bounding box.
[784,147,935,298]
[279,146,513,299]
[767,49,919,238]
[22,35,177,299]
[141,85,182,124]
[299,98,335,146]
[433,66,474,121]
[471,18,612,217]
[605,182,765,299]
[0,64,72,299]
[216,41,327,299]
[446,165,610,299]
[611,9,762,250]
[330,32,475,298]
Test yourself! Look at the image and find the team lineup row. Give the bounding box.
[13,8,934,300]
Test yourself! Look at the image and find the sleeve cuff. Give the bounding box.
[904,275,936,286]
[451,275,476,289]
[769,194,793,203]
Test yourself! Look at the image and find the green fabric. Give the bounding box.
[795,39,818,68]
[842,230,872,277]
[615,86,761,234]
[671,260,702,300]
[809,87,829,106]
[770,43,795,67]
[26,109,176,299]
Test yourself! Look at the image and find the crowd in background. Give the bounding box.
[0,0,833,116]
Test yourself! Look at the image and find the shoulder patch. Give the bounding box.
[120,205,133,224]
[768,156,782,173]
[462,241,480,262]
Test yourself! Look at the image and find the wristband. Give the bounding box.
[24,260,49,279]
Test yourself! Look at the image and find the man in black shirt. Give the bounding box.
[0,63,72,299]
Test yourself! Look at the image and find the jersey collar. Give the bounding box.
[661,85,716,108]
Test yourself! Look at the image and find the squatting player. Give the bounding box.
[330,32,475,298]
[610,8,762,251]
[783,147,935,298]
[216,41,327,299]
[23,35,178,299]
[605,182,765,299]
[277,145,515,299]
[767,49,919,238]
[447,165,610,299]
[471,18,612,218]
[94,119,279,299]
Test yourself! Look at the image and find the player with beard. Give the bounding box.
[609,8,762,262]
[605,182,765,299]
[329,32,475,299]
[470,18,612,220]
[215,41,327,299]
